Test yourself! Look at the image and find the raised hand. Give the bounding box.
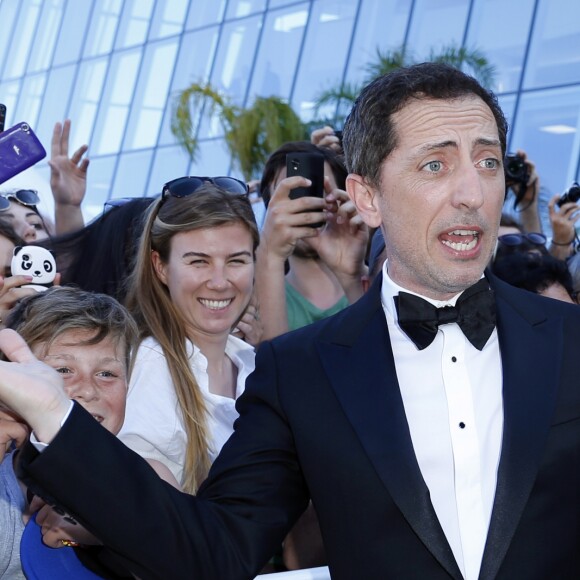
[48,119,89,234]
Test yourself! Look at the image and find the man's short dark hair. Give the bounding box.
[342,62,508,187]
[259,141,347,207]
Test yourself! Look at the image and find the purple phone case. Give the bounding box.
[0,121,46,185]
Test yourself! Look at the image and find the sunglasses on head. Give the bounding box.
[498,232,547,247]
[161,176,249,200]
[0,189,40,211]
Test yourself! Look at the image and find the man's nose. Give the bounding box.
[451,164,485,210]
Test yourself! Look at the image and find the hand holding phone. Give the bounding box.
[286,152,325,199]
[0,122,47,185]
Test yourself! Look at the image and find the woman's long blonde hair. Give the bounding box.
[125,183,259,493]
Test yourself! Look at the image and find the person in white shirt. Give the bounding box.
[120,178,259,493]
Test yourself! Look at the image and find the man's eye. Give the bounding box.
[481,158,499,169]
[425,161,442,172]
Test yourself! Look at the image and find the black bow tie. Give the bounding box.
[394,278,496,351]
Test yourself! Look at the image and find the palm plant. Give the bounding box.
[171,83,306,181]
[312,44,495,129]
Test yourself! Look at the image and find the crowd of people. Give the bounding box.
[0,61,580,579]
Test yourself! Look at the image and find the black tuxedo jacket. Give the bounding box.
[19,274,580,579]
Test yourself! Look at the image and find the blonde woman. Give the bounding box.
[119,177,259,493]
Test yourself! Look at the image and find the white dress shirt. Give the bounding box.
[118,334,255,485]
[380,262,503,580]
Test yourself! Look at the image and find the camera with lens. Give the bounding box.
[504,153,530,208]
[557,182,580,207]
[504,153,529,184]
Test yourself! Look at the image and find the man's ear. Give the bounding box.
[151,251,168,285]
[346,174,382,229]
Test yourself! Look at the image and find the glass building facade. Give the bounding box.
[1,0,580,225]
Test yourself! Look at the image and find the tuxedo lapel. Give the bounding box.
[479,280,563,580]
[316,280,463,580]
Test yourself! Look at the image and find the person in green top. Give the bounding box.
[255,141,368,338]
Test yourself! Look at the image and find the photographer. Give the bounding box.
[546,182,580,260]
[505,149,542,234]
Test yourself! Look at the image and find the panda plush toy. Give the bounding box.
[11,246,56,292]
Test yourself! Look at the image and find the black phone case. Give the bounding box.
[0,122,47,185]
[286,152,325,199]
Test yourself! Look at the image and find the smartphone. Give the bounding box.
[0,104,6,133]
[286,152,325,199]
[0,122,47,185]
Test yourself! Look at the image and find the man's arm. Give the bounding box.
[0,330,308,578]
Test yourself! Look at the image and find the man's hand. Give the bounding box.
[0,329,70,443]
[49,119,89,234]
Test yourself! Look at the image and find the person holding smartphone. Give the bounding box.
[255,141,368,341]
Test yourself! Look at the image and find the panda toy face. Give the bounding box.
[11,246,56,291]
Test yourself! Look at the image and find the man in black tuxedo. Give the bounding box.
[1,62,580,579]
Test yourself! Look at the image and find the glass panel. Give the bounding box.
[35,66,76,146]
[0,0,20,78]
[52,1,92,66]
[347,0,410,87]
[67,58,109,153]
[185,0,227,29]
[158,27,219,146]
[3,0,42,79]
[148,0,188,40]
[291,0,358,123]
[247,3,308,99]
[82,155,117,220]
[497,94,516,142]
[523,0,580,89]
[92,51,142,155]
[83,0,122,58]
[14,74,47,130]
[508,87,580,235]
[197,15,262,138]
[405,0,470,61]
[268,0,300,7]
[52,0,92,66]
[124,41,179,150]
[115,0,155,49]
[466,0,535,94]
[0,81,22,128]
[111,150,154,198]
[147,146,191,197]
[27,0,65,72]
[226,0,266,19]
[189,138,232,177]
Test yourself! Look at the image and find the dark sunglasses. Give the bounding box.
[498,232,547,247]
[162,176,248,200]
[0,189,40,211]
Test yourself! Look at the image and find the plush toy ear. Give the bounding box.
[13,246,22,256]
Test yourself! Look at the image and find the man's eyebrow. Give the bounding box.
[416,140,457,155]
[416,137,502,156]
